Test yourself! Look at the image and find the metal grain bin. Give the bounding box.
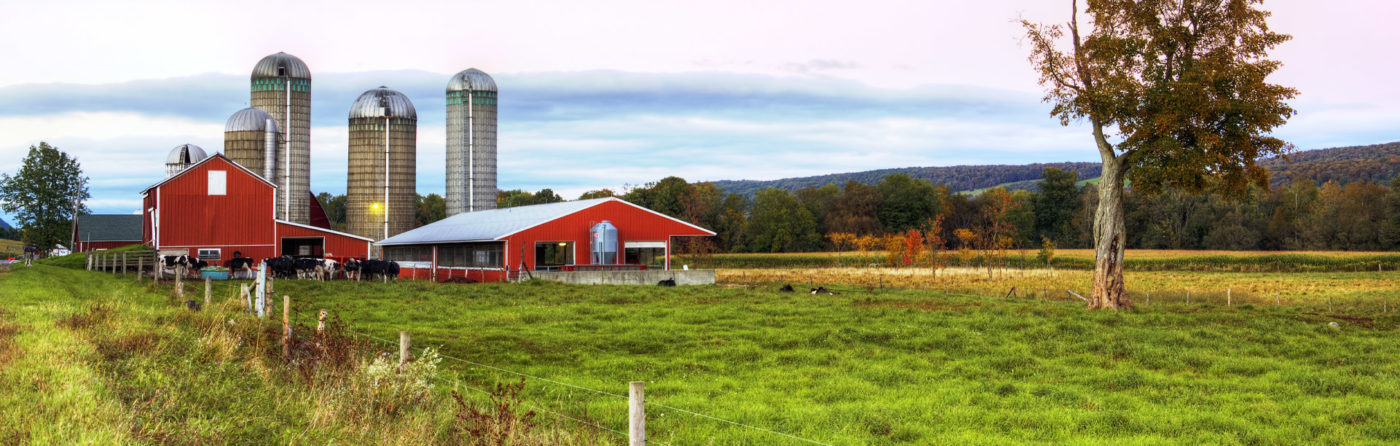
[346,86,417,242]
[165,144,208,177]
[250,52,312,224]
[222,107,282,184]
[445,68,498,216]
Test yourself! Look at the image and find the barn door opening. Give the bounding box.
[282,237,324,258]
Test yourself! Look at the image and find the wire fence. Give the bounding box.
[339,319,831,445]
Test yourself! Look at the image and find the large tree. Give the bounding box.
[0,142,90,250]
[1023,0,1296,309]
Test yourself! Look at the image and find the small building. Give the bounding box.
[377,198,715,282]
[141,153,371,265]
[72,214,143,252]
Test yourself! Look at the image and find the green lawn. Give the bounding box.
[267,277,1400,445]
[0,264,596,445]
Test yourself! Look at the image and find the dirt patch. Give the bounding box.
[0,310,18,368]
[57,303,112,330]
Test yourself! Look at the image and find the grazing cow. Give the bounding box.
[295,257,321,279]
[343,258,362,281]
[358,259,400,282]
[778,284,795,293]
[228,257,256,279]
[161,255,193,278]
[657,278,677,287]
[262,256,298,279]
[809,286,836,295]
[317,258,340,281]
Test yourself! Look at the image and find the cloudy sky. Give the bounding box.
[0,0,1395,222]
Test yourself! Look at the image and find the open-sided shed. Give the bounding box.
[377,197,714,282]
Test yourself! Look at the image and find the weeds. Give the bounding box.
[451,378,538,445]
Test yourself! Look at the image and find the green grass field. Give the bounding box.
[678,249,1400,272]
[7,260,1400,444]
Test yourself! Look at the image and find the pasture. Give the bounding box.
[9,252,1400,444]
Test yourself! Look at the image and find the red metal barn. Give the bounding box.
[72,214,143,252]
[378,198,715,282]
[141,154,371,265]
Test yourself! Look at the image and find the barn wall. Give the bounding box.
[154,157,277,252]
[502,200,710,271]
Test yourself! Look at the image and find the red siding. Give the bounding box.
[275,222,371,261]
[499,199,711,273]
[151,156,276,251]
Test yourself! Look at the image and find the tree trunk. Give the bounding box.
[1090,154,1132,310]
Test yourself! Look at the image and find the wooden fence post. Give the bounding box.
[282,295,291,358]
[629,381,646,446]
[241,284,252,311]
[175,266,184,298]
[137,256,144,279]
[1275,293,1280,305]
[399,331,411,366]
[204,277,212,306]
[1227,288,1232,307]
[122,252,127,275]
[86,253,92,271]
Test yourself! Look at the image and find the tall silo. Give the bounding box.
[445,68,498,216]
[165,144,208,177]
[346,86,417,241]
[222,107,282,184]
[250,52,311,224]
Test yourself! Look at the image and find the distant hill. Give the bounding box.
[712,141,1400,196]
[0,217,10,229]
[712,162,1102,197]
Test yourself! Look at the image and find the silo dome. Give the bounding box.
[348,86,417,119]
[447,68,497,92]
[251,52,311,79]
[165,144,208,177]
[224,107,280,133]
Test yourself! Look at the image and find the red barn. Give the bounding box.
[141,154,371,265]
[72,214,143,252]
[378,198,714,282]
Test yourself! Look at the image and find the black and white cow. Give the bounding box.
[228,257,256,279]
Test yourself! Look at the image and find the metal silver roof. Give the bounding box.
[224,107,280,133]
[75,214,143,242]
[348,86,417,119]
[447,68,497,92]
[166,143,208,165]
[377,198,715,246]
[251,52,311,79]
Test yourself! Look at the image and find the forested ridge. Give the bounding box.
[713,141,1400,196]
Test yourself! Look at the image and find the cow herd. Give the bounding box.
[160,254,400,282]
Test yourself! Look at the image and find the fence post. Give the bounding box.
[1227,288,1232,307]
[122,252,128,275]
[175,266,184,298]
[282,295,291,358]
[137,256,144,279]
[629,381,646,446]
[86,253,92,271]
[205,277,212,306]
[1146,291,1151,305]
[399,331,411,366]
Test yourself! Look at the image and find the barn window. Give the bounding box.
[208,170,227,195]
[197,248,220,261]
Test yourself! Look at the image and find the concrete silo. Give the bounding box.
[165,144,208,177]
[445,68,498,216]
[250,52,311,224]
[222,107,282,183]
[346,86,417,241]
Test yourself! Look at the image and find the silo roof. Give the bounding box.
[447,68,497,92]
[251,52,311,79]
[348,86,417,119]
[224,107,280,133]
[166,143,208,165]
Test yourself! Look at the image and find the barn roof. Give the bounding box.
[376,197,713,246]
[141,153,276,194]
[75,214,143,241]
